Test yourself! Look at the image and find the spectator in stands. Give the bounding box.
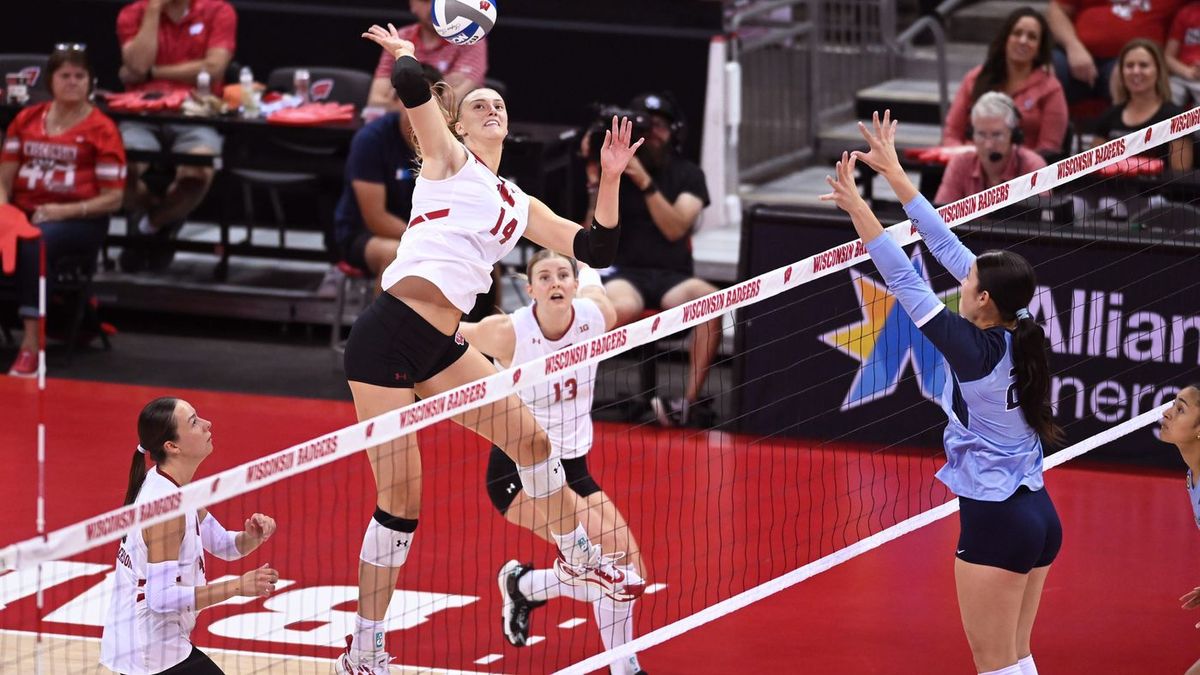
[584,93,715,427]
[333,64,443,289]
[935,92,1048,206]
[1095,38,1191,170]
[941,8,1068,158]
[115,0,235,272]
[1165,1,1200,105]
[1046,0,1182,104]
[0,47,126,377]
[366,0,487,108]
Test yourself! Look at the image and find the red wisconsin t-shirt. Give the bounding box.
[1,103,127,214]
[1170,2,1200,64]
[116,0,237,93]
[1060,0,1183,59]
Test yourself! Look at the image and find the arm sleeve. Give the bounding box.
[941,69,976,146]
[1,114,25,163]
[115,4,141,47]
[207,3,238,53]
[902,192,976,282]
[94,118,128,191]
[866,234,1005,381]
[1035,82,1069,154]
[864,233,945,329]
[145,560,196,614]
[200,512,243,561]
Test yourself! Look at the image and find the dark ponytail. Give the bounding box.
[976,251,1064,446]
[124,397,180,506]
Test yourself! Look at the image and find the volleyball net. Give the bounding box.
[3,108,1200,674]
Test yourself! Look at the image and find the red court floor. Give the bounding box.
[2,377,1198,674]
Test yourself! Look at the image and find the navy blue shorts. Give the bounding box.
[957,485,1062,574]
[484,445,602,514]
[343,292,468,388]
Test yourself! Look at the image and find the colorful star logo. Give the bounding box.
[818,248,960,411]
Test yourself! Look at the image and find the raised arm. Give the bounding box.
[852,110,975,282]
[362,24,464,178]
[525,117,642,267]
[576,263,618,330]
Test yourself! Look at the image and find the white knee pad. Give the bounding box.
[359,518,415,568]
[517,456,567,499]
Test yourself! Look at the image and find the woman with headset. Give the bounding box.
[934,92,1048,206]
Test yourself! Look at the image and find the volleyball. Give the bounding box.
[432,0,498,46]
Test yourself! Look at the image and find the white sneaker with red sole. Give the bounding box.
[553,545,645,601]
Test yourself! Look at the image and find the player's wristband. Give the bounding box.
[572,219,620,268]
[391,56,432,109]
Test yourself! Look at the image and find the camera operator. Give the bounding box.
[583,93,715,427]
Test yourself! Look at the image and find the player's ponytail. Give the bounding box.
[123,397,179,505]
[976,251,1063,447]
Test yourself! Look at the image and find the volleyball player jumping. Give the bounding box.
[100,398,279,675]
[459,250,648,675]
[822,111,1062,675]
[339,25,644,674]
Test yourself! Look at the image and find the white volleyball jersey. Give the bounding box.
[100,467,207,675]
[381,143,530,313]
[510,299,606,459]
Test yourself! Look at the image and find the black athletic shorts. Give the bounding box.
[607,266,691,310]
[485,445,602,514]
[123,646,225,675]
[957,485,1062,574]
[343,292,468,388]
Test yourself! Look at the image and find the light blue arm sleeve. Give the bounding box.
[903,193,976,282]
[865,233,946,328]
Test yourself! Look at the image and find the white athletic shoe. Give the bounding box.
[333,635,392,674]
[553,545,645,601]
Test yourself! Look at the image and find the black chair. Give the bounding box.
[51,254,111,364]
[226,67,372,250]
[0,54,52,105]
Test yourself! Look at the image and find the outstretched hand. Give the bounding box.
[819,152,867,215]
[1181,587,1200,628]
[599,116,645,179]
[851,110,902,176]
[362,23,415,60]
[243,513,277,546]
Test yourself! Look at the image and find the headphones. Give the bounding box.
[628,91,688,152]
[965,93,1024,147]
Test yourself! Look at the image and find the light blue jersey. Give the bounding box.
[862,194,1045,501]
[1186,470,1200,530]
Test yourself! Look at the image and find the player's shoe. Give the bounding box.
[7,348,36,378]
[333,635,392,674]
[498,560,546,647]
[651,396,689,427]
[553,545,645,601]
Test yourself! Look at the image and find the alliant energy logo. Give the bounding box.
[819,249,956,410]
[819,252,1199,424]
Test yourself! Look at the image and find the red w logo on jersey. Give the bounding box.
[497,181,515,207]
[19,66,41,87]
[310,79,334,101]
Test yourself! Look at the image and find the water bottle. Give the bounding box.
[196,70,211,98]
[239,66,259,118]
[293,68,311,104]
